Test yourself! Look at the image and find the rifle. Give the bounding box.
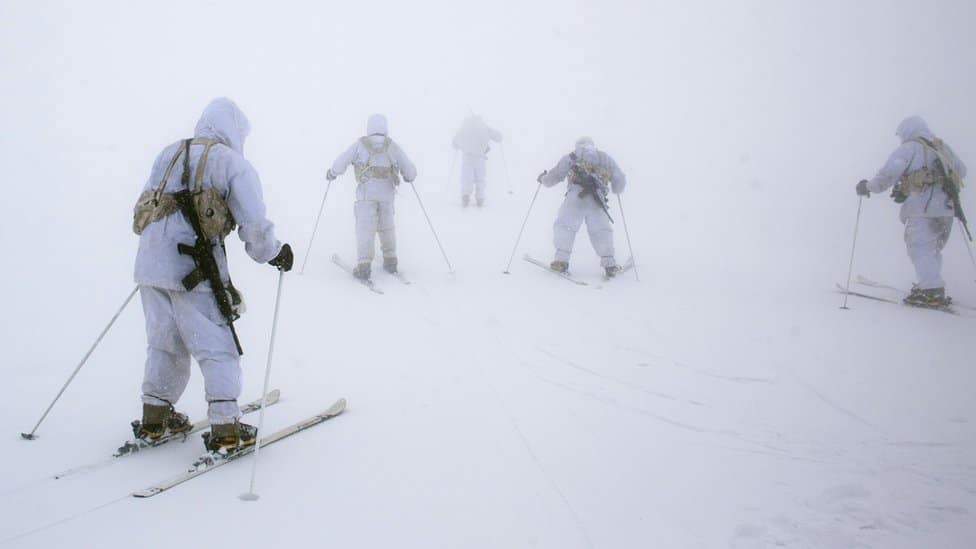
[943,174,972,241]
[918,137,972,241]
[173,139,244,355]
[570,163,614,224]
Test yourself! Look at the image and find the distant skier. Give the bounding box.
[856,116,968,308]
[132,98,293,451]
[327,114,417,280]
[537,137,627,277]
[452,114,503,207]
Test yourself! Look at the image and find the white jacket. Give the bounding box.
[331,114,417,203]
[867,116,967,222]
[134,98,282,291]
[541,141,627,195]
[452,115,502,158]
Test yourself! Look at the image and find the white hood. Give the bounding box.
[575,136,596,154]
[896,116,934,143]
[367,114,388,136]
[193,97,250,154]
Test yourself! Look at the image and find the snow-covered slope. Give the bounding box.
[2,2,975,548]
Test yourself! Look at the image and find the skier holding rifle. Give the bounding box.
[131,98,292,451]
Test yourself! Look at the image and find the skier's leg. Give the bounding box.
[584,202,618,268]
[553,194,585,264]
[354,200,379,265]
[171,290,243,425]
[377,200,397,263]
[473,156,488,206]
[905,217,949,290]
[139,286,191,408]
[460,156,475,205]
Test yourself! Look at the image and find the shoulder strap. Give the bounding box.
[154,141,187,198]
[193,140,217,192]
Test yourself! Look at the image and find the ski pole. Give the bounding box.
[616,194,640,282]
[22,286,139,440]
[959,225,976,283]
[299,178,334,275]
[240,270,285,501]
[500,142,514,195]
[408,181,455,274]
[840,196,864,310]
[503,182,542,273]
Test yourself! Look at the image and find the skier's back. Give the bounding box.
[327,114,417,280]
[132,98,293,451]
[539,137,627,277]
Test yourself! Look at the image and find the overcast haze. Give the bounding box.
[2,1,975,547]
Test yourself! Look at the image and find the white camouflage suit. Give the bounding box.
[330,114,417,265]
[452,115,502,204]
[865,116,967,290]
[134,98,283,424]
[541,138,627,268]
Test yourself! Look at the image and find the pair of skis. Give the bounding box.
[522,254,635,286]
[53,391,282,480]
[51,391,346,498]
[134,398,346,498]
[331,254,410,294]
[836,276,974,316]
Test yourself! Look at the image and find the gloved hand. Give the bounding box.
[536,171,547,184]
[326,169,337,182]
[855,179,870,197]
[269,243,293,272]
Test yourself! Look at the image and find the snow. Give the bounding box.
[2,1,975,547]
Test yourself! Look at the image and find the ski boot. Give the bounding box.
[461,195,470,208]
[903,287,951,309]
[383,257,398,274]
[204,421,257,453]
[133,403,191,441]
[353,262,371,281]
[550,260,569,273]
[604,265,621,278]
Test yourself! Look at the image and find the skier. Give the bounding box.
[132,98,293,451]
[326,114,417,280]
[452,114,503,207]
[537,137,627,278]
[856,116,968,308]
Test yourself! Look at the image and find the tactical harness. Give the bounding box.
[569,152,614,223]
[893,137,971,241]
[132,138,244,354]
[133,138,236,239]
[353,136,401,185]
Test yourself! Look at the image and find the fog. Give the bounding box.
[2,1,975,547]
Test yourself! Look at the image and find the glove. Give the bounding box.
[326,169,337,182]
[269,243,293,272]
[536,171,547,184]
[855,179,870,197]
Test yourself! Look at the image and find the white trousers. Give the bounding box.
[140,286,242,424]
[904,216,953,290]
[460,154,487,201]
[355,199,396,264]
[553,191,617,267]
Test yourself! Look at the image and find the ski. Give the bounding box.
[836,283,958,315]
[523,254,588,286]
[857,275,976,312]
[133,398,346,498]
[54,390,281,480]
[331,254,384,294]
[603,257,635,281]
